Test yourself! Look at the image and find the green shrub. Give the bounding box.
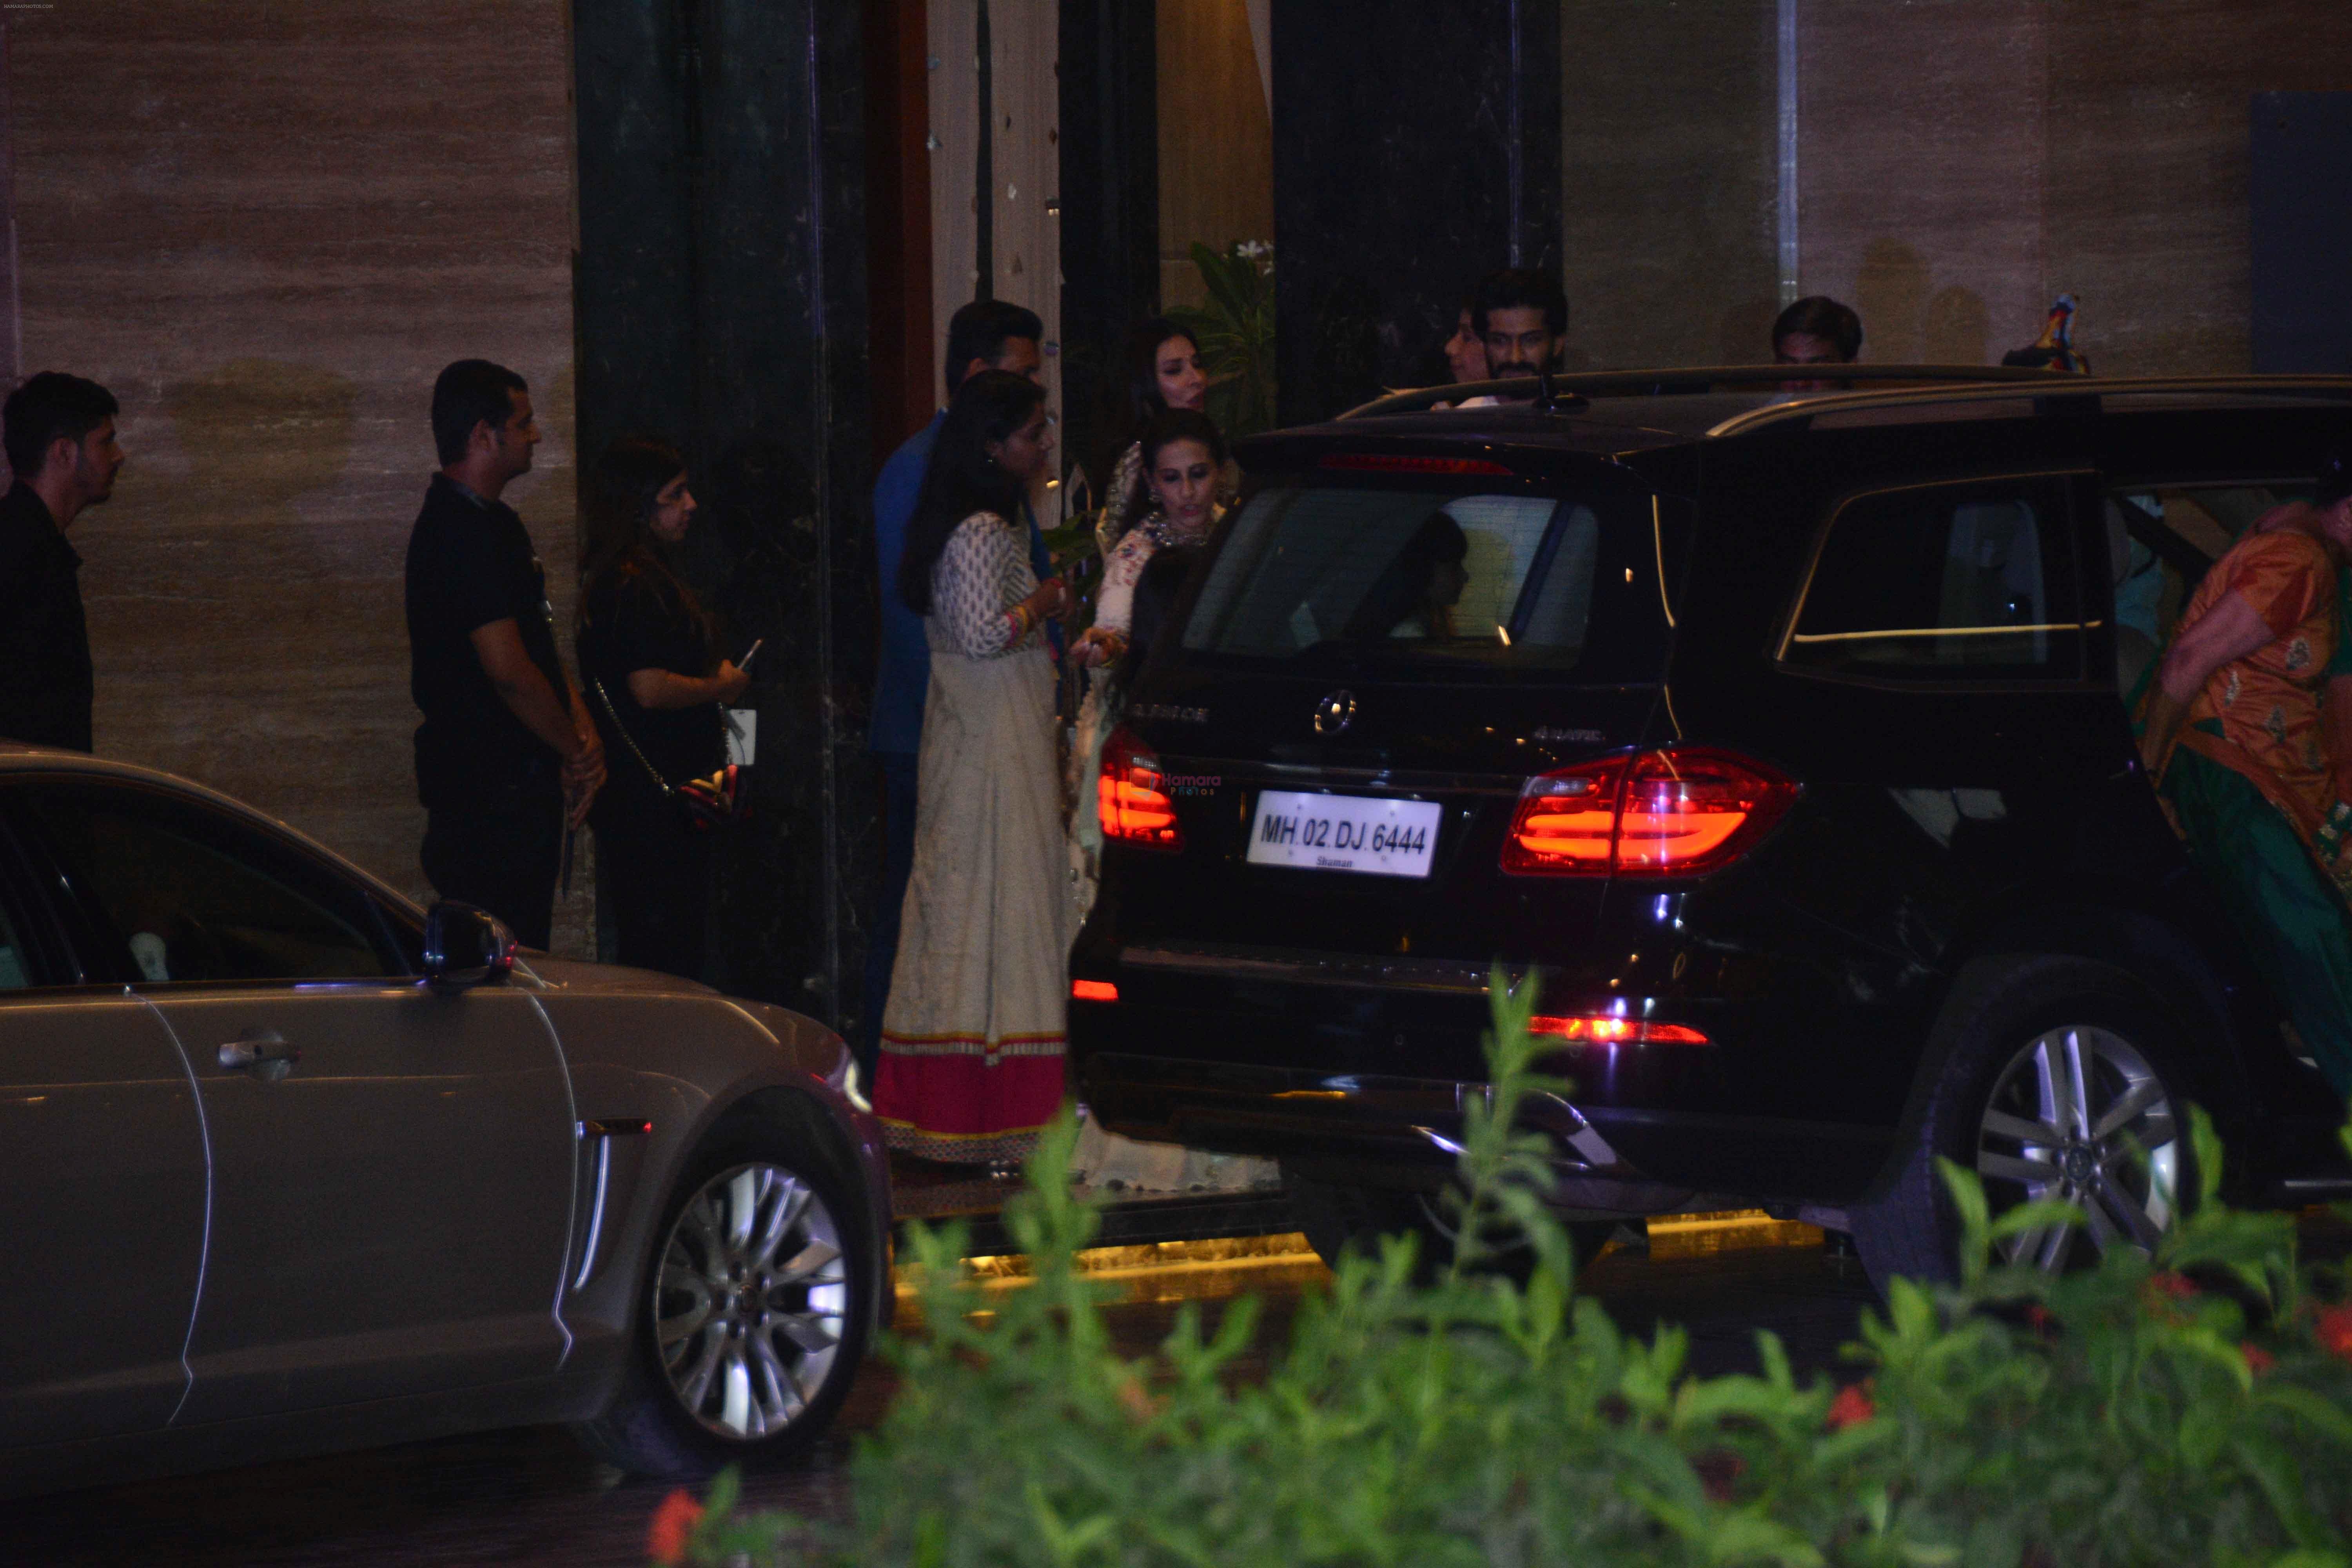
[657,977,2352,1567]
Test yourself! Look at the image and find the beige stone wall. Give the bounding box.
[9,2,591,952]
[1566,0,2352,375]
[1561,0,1780,372]
[2040,0,2352,374]
[1796,0,2044,367]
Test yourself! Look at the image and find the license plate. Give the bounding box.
[1246,790,1442,878]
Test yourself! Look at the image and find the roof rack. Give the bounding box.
[1700,373,2352,440]
[1341,363,2069,419]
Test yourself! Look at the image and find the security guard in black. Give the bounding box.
[0,482,93,751]
[404,474,576,946]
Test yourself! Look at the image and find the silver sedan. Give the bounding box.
[0,748,892,1497]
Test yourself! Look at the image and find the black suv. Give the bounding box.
[1068,368,2352,1290]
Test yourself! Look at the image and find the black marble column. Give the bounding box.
[1057,0,1159,492]
[573,0,876,1031]
[1270,0,1562,424]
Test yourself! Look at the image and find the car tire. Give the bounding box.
[1847,955,2201,1297]
[1284,1167,1614,1283]
[572,1118,872,1479]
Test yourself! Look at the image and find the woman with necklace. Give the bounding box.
[1069,409,1228,922]
[1096,319,1234,557]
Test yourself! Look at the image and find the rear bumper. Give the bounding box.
[1077,1051,1700,1214]
[1068,918,1922,1205]
[1074,1048,1896,1210]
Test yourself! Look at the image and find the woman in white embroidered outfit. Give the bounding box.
[1065,409,1280,1195]
[1069,409,1229,919]
[874,370,1072,1168]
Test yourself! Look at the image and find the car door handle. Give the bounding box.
[219,1028,301,1080]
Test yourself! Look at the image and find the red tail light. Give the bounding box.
[1500,755,1626,873]
[1529,1014,1709,1045]
[1503,746,1795,878]
[1099,727,1184,850]
[1071,979,1119,1002]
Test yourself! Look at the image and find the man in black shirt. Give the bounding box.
[0,372,125,751]
[403,359,604,948]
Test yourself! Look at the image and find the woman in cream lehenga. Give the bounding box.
[1065,408,1278,1194]
[874,370,1072,1169]
[1069,408,1230,922]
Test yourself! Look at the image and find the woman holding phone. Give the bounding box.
[576,436,749,980]
[878,370,1071,1169]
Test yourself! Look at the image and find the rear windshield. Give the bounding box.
[1180,474,1675,681]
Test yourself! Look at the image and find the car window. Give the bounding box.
[18,784,393,984]
[1783,475,2085,681]
[2107,482,2308,657]
[1181,476,1670,680]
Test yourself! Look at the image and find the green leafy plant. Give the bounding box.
[1168,240,1278,440]
[659,977,2352,1566]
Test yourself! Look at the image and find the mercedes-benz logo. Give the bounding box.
[1313,690,1357,736]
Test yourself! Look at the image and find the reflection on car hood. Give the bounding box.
[516,956,722,996]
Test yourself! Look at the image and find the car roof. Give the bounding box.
[1265,395,1781,459]
[0,744,426,918]
[1237,370,2352,468]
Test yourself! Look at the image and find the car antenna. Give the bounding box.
[1532,368,1586,415]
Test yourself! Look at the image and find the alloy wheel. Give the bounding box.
[654,1162,849,1441]
[1974,1024,2180,1272]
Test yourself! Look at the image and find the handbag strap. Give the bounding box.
[588,677,678,798]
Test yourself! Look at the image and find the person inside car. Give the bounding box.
[2137,452,2352,1094]
[1343,512,1471,642]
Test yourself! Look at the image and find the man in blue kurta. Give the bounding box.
[860,299,1047,1079]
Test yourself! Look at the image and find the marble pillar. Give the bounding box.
[1058,0,1159,489]
[573,0,875,1030]
[1269,0,1562,423]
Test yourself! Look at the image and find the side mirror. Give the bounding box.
[422,901,516,991]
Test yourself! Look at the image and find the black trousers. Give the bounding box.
[855,750,920,1083]
[420,793,564,951]
[592,770,713,982]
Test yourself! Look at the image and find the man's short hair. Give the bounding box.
[431,359,528,468]
[1472,268,1569,339]
[1773,296,1864,362]
[944,299,1044,396]
[4,372,118,479]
